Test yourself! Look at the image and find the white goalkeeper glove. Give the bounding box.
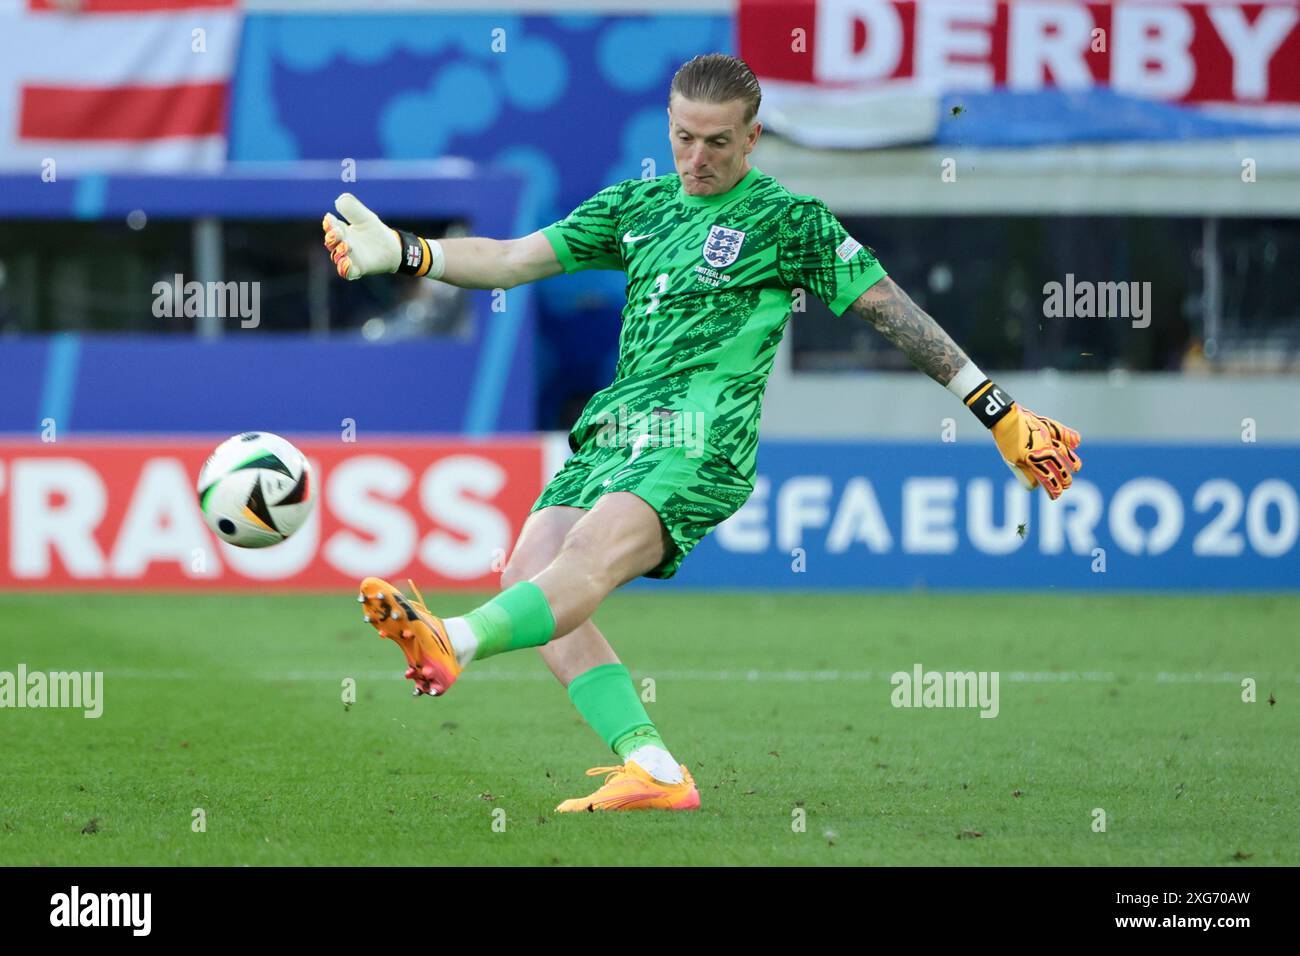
[321,193,443,280]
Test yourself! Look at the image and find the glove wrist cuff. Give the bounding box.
[963,378,1016,429]
[393,230,446,280]
[394,229,430,277]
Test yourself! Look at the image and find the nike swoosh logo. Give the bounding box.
[622,228,663,243]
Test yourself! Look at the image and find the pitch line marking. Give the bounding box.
[102,668,1300,684]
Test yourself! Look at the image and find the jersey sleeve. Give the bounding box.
[540,181,628,274]
[777,199,887,316]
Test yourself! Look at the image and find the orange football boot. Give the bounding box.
[555,762,701,812]
[358,577,461,697]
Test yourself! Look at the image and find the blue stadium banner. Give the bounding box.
[668,441,1300,591]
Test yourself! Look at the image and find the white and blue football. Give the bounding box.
[197,432,315,549]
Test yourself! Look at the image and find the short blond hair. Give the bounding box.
[669,54,761,125]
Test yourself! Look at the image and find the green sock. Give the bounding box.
[462,582,555,661]
[566,663,666,756]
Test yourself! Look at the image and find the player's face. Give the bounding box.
[668,95,761,197]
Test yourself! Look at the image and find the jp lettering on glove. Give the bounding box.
[947,363,1083,500]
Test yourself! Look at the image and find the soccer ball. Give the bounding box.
[197,432,315,548]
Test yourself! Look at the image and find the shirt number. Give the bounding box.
[646,273,669,315]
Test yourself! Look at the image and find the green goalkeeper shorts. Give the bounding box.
[532,436,755,579]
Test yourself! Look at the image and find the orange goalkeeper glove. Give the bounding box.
[991,404,1082,500]
[954,372,1082,500]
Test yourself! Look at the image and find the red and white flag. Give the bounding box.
[0,0,243,173]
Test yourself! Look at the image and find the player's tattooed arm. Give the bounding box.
[849,277,971,387]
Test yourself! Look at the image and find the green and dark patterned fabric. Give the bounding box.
[536,166,888,577]
[533,435,754,578]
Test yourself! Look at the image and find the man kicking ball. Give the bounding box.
[322,54,1082,812]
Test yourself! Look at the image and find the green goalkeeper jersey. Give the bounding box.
[541,166,887,480]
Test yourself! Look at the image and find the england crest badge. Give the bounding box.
[702,225,746,268]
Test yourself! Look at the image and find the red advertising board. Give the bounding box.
[0,439,544,590]
[740,0,1300,103]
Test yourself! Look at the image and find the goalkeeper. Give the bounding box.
[322,54,1082,813]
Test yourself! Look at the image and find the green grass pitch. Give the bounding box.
[1,592,1296,866]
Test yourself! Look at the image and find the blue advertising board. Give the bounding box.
[666,441,1300,591]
